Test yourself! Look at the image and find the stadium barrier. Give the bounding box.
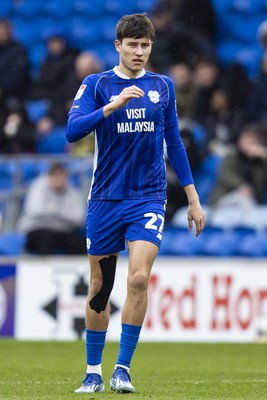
[0,256,267,342]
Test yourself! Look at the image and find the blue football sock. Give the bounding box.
[116,323,142,369]
[86,329,107,366]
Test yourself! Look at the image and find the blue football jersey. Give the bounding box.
[66,67,193,200]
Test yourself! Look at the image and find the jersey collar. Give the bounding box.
[113,66,146,79]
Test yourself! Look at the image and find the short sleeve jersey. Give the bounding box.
[67,67,193,200]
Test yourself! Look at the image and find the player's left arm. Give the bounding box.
[163,76,205,236]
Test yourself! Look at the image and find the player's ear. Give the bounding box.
[114,39,121,53]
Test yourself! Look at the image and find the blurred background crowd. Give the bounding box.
[0,0,267,257]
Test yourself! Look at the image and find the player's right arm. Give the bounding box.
[65,76,104,143]
[65,77,144,142]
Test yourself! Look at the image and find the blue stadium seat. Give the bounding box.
[67,158,93,188]
[0,232,26,256]
[259,0,267,12]
[212,0,234,15]
[12,0,42,18]
[236,232,267,257]
[191,123,207,153]
[35,127,69,154]
[224,13,265,44]
[0,161,15,191]
[20,158,49,184]
[72,0,107,17]
[231,0,260,14]
[35,16,65,42]
[0,1,13,16]
[28,43,47,77]
[67,17,103,48]
[25,100,49,123]
[105,0,138,16]
[12,16,38,47]
[193,155,222,204]
[159,227,204,256]
[100,16,119,41]
[201,230,240,256]
[96,42,118,69]
[40,0,73,17]
[217,41,262,78]
[136,0,157,13]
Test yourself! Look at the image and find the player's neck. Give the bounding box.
[115,65,145,79]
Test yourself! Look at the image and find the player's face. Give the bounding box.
[115,37,152,77]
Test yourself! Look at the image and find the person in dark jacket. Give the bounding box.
[209,124,267,207]
[0,100,35,153]
[29,32,79,102]
[0,18,30,108]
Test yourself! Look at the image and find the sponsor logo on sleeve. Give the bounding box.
[74,84,87,100]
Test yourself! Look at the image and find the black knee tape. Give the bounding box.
[89,255,117,313]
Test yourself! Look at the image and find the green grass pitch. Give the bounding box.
[0,340,267,399]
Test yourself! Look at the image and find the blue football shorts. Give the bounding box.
[86,199,166,255]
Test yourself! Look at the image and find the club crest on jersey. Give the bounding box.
[74,84,87,100]
[148,90,160,104]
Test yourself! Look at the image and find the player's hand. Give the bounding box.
[187,201,205,237]
[103,85,144,117]
[113,85,144,108]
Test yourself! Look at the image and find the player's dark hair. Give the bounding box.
[116,13,155,42]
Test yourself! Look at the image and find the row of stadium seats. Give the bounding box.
[212,0,267,77]
[0,156,93,190]
[158,205,267,257]
[1,203,267,257]
[1,223,267,257]
[1,0,266,19]
[212,0,267,15]
[0,0,155,19]
[0,0,156,72]
[1,0,266,77]
[0,156,93,237]
[159,226,267,257]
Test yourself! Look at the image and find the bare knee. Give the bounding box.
[128,272,149,294]
[89,277,103,297]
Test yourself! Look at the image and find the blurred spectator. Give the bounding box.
[35,51,103,143]
[168,62,198,119]
[193,61,251,155]
[166,61,204,219]
[0,100,35,153]
[246,52,267,125]
[170,0,216,41]
[17,162,86,255]
[221,63,252,113]
[0,18,30,110]
[245,20,267,125]
[257,20,267,50]
[166,125,202,222]
[192,57,220,125]
[29,32,79,102]
[64,51,103,156]
[209,125,267,207]
[29,32,80,135]
[149,0,216,72]
[63,51,104,117]
[201,86,245,156]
